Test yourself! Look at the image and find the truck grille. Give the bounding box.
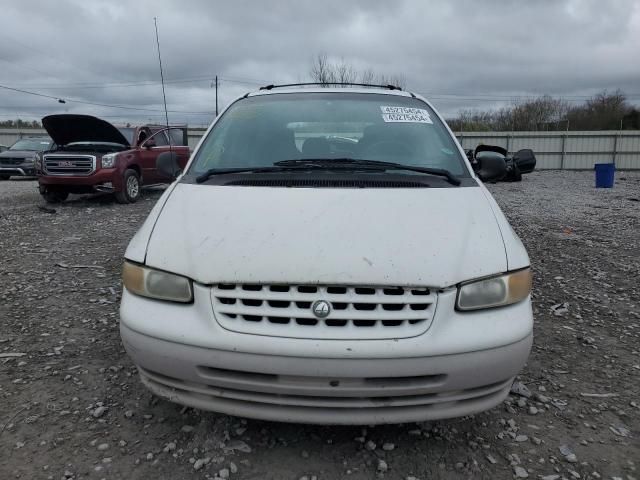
[43,155,95,175]
[0,157,27,166]
[211,284,437,339]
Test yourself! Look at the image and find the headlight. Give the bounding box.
[33,154,42,168]
[122,261,193,303]
[101,153,117,168]
[456,268,532,311]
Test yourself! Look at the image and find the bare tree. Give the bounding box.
[508,96,570,131]
[567,89,628,130]
[359,68,375,85]
[310,54,332,85]
[333,60,354,83]
[309,54,405,88]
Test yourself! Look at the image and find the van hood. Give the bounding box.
[0,150,36,159]
[42,114,130,147]
[143,183,508,288]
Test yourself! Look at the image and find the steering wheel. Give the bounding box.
[359,140,413,158]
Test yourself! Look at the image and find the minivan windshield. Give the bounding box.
[189,92,469,177]
[10,138,52,151]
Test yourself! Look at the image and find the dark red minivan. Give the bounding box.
[37,114,190,204]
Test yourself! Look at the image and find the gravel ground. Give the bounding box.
[1,172,639,480]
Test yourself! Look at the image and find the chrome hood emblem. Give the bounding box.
[311,300,331,318]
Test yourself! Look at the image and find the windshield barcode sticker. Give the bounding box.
[380,106,433,124]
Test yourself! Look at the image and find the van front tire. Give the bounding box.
[115,169,141,204]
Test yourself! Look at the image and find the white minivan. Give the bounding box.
[120,85,533,424]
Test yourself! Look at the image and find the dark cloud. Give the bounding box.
[1,0,638,125]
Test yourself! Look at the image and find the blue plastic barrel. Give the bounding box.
[594,163,615,188]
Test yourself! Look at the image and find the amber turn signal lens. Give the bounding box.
[507,268,533,303]
[457,268,532,311]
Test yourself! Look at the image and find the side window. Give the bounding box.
[168,128,187,146]
[152,131,169,146]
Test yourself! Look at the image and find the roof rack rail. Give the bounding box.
[259,82,402,91]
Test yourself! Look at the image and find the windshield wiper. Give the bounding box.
[275,158,461,186]
[195,160,385,183]
[196,158,461,186]
[196,166,305,183]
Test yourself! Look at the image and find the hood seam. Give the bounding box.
[142,181,180,263]
[478,183,510,271]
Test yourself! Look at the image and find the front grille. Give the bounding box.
[0,157,27,166]
[196,366,448,395]
[211,284,437,339]
[43,154,95,175]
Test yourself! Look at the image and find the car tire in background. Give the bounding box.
[42,191,69,203]
[115,169,141,204]
[0,174,10,180]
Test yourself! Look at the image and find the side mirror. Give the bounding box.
[512,148,537,174]
[465,149,475,162]
[157,152,181,180]
[474,151,506,182]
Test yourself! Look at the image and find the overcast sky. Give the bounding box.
[1,0,639,126]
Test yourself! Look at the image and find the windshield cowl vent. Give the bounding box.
[223,178,429,188]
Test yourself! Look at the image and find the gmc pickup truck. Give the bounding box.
[37,114,190,203]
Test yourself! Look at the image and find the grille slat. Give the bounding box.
[212,284,436,340]
[211,287,425,304]
[216,304,429,321]
[43,154,95,175]
[0,157,28,165]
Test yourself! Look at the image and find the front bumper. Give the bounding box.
[38,168,120,193]
[121,283,533,424]
[0,166,35,176]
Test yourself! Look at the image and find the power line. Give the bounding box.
[3,76,216,90]
[0,84,66,102]
[0,112,179,118]
[0,57,53,77]
[0,83,215,115]
[2,75,270,90]
[219,76,268,86]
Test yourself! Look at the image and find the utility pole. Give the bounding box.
[215,75,219,116]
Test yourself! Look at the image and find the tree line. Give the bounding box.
[446,90,640,131]
[0,119,42,128]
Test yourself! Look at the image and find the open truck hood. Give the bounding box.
[42,114,130,147]
[139,183,509,288]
